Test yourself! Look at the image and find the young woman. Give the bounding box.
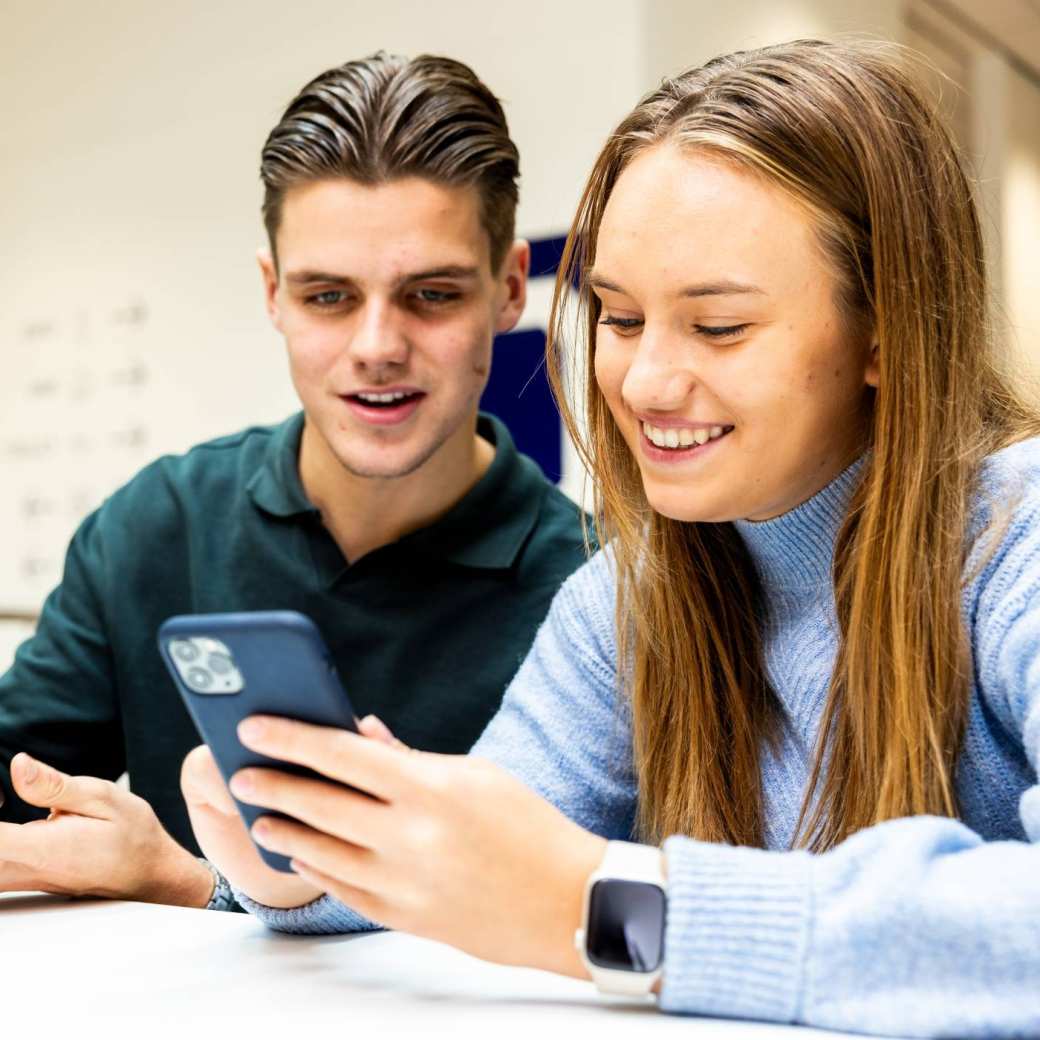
[182,40,1040,1036]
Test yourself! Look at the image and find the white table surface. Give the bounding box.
[0,891,870,1038]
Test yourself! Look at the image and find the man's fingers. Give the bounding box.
[180,745,237,817]
[9,755,114,820]
[237,717,412,801]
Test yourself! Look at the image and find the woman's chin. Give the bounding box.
[644,489,735,525]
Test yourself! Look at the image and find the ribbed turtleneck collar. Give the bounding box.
[732,456,866,594]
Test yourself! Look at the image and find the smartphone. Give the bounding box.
[158,610,359,873]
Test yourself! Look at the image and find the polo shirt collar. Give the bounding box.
[246,411,546,570]
[246,412,315,518]
[401,413,545,570]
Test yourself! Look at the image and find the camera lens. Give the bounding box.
[171,640,200,663]
[208,652,233,675]
[187,667,213,690]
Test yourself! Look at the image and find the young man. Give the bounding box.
[0,53,587,909]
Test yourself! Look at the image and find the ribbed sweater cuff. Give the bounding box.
[659,836,812,1022]
[232,889,382,935]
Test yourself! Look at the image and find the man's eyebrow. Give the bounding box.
[586,270,764,298]
[284,266,481,287]
[285,270,350,286]
[397,265,480,285]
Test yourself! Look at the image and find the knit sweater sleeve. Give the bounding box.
[658,506,1040,1037]
[469,549,637,836]
[237,550,636,934]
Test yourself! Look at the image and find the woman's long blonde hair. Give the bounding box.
[548,40,1040,851]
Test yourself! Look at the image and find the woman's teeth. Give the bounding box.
[642,422,731,449]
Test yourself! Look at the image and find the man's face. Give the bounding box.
[592,143,877,523]
[261,177,527,480]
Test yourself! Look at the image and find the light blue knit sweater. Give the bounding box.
[239,440,1040,1038]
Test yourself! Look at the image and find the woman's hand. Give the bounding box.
[180,715,412,910]
[228,714,608,976]
[181,743,322,909]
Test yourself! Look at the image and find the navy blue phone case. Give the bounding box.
[158,610,359,873]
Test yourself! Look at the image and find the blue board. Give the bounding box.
[481,235,568,482]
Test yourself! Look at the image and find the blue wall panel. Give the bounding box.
[480,235,568,482]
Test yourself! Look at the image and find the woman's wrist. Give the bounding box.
[545,832,609,980]
[568,841,670,991]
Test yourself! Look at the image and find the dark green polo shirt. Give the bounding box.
[0,413,589,853]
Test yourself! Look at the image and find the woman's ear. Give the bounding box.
[864,339,880,389]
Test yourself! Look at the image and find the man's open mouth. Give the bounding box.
[347,391,425,409]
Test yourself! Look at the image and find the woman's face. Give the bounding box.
[592,143,878,523]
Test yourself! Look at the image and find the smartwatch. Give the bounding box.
[574,840,667,996]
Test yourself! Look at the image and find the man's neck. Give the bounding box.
[297,416,495,564]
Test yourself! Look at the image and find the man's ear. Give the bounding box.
[257,247,283,331]
[494,239,530,336]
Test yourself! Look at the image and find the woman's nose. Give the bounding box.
[621,333,696,412]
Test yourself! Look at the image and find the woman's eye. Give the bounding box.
[598,315,643,332]
[695,323,750,339]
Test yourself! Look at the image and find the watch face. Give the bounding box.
[586,878,666,973]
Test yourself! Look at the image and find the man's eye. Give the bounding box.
[695,323,750,339]
[598,315,643,332]
[307,290,348,307]
[414,288,460,305]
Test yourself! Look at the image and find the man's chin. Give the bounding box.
[332,445,441,482]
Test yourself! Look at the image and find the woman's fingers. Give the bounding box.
[289,858,389,927]
[237,716,414,801]
[180,745,237,817]
[230,768,391,850]
[251,815,386,896]
[357,714,409,750]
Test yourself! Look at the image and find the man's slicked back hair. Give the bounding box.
[261,52,520,271]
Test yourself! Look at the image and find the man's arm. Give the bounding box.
[0,511,124,819]
[0,509,215,906]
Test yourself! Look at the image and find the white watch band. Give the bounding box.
[574,840,666,997]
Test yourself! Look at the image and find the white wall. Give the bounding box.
[1003,62,1040,399]
[642,0,902,84]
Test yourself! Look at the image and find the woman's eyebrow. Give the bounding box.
[587,270,764,298]
[586,270,625,293]
[681,280,765,298]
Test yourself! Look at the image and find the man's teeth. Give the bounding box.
[357,391,411,403]
[642,422,729,449]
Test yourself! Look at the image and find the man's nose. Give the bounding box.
[348,300,409,370]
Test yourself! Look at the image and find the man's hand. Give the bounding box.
[0,752,213,907]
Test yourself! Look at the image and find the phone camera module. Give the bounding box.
[186,666,214,691]
[171,640,200,663]
[166,635,244,694]
[208,652,233,675]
